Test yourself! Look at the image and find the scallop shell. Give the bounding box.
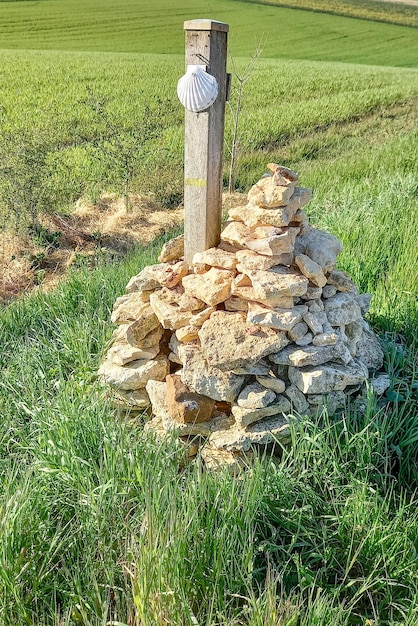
[177,65,219,113]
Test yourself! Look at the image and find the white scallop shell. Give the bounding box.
[177,65,219,113]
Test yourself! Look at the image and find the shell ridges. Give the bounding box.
[177,65,219,113]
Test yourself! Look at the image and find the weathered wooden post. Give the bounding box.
[178,19,229,264]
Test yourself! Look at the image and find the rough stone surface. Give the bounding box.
[307,391,346,414]
[179,345,245,402]
[294,254,327,288]
[371,374,391,396]
[237,382,276,409]
[158,234,184,263]
[270,341,351,367]
[247,303,308,331]
[111,294,150,325]
[224,296,249,312]
[256,375,286,394]
[229,204,296,228]
[192,247,237,270]
[324,293,362,326]
[288,360,368,394]
[125,308,161,345]
[303,312,323,336]
[285,385,310,414]
[327,269,358,293]
[295,224,343,271]
[235,249,292,271]
[189,306,216,327]
[199,311,289,371]
[111,388,150,410]
[125,268,160,294]
[247,175,295,208]
[209,414,291,451]
[144,261,189,289]
[175,325,200,343]
[232,399,290,427]
[201,446,253,474]
[98,355,170,390]
[288,321,309,342]
[182,267,234,306]
[107,337,160,365]
[355,325,384,371]
[166,374,215,424]
[149,287,205,330]
[312,331,339,346]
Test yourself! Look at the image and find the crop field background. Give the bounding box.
[0,0,417,624]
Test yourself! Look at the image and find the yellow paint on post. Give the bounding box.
[185,178,207,187]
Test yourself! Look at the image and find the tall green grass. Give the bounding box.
[0,0,417,66]
[0,236,417,623]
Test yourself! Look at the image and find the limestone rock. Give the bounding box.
[198,311,289,371]
[300,285,323,301]
[179,345,245,402]
[295,225,343,272]
[125,307,161,344]
[98,354,170,390]
[355,325,384,371]
[166,374,215,424]
[107,337,160,365]
[182,267,234,307]
[322,285,337,299]
[189,306,216,327]
[175,325,200,343]
[149,286,205,330]
[232,360,272,375]
[159,234,184,263]
[294,254,327,288]
[295,333,313,346]
[327,269,358,293]
[237,382,276,409]
[288,360,368,394]
[232,398,290,428]
[270,341,351,368]
[111,294,149,325]
[224,296,249,312]
[284,385,309,413]
[256,374,286,394]
[288,321,309,342]
[247,303,308,331]
[232,267,308,307]
[247,176,295,208]
[125,268,160,293]
[144,261,189,289]
[221,221,298,257]
[312,332,339,346]
[303,312,323,336]
[370,374,391,396]
[229,204,296,229]
[111,388,150,410]
[192,247,237,270]
[209,414,291,452]
[235,249,292,271]
[323,293,362,326]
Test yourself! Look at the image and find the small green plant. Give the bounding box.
[84,88,176,212]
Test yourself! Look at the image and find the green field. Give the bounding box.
[0,0,418,624]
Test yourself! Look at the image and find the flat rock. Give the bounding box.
[144,261,189,289]
[98,354,170,390]
[198,311,289,371]
[125,307,161,344]
[247,302,308,331]
[233,267,308,307]
[111,388,150,410]
[256,374,286,394]
[247,175,295,208]
[371,374,391,396]
[221,221,298,257]
[228,204,296,228]
[201,446,253,474]
[182,267,234,306]
[224,296,249,312]
[237,382,276,409]
[312,332,339,346]
[111,294,150,325]
[232,397,290,427]
[235,249,292,271]
[179,345,245,402]
[209,414,291,452]
[294,224,343,272]
[294,254,327,288]
[323,293,362,326]
[288,360,368,394]
[107,337,160,365]
[306,391,346,415]
[125,268,160,293]
[192,247,237,270]
[175,325,200,343]
[270,341,351,367]
[232,360,272,375]
[149,286,205,330]
[189,306,216,327]
[303,312,323,335]
[288,321,309,342]
[158,234,184,263]
[166,374,215,424]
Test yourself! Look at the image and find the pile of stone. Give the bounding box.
[99,164,386,471]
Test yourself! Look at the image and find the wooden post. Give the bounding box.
[182,19,229,264]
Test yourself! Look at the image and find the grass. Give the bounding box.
[0,0,417,66]
[242,0,418,28]
[0,0,417,623]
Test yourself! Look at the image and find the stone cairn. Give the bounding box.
[99,164,386,471]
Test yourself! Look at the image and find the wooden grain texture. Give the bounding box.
[183,20,228,263]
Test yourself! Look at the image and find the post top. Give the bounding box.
[184,19,229,32]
